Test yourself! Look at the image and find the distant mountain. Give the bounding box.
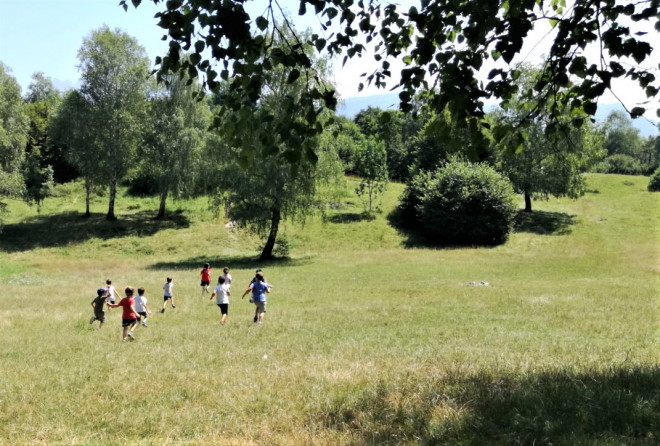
[594,103,658,137]
[338,93,659,138]
[337,92,401,117]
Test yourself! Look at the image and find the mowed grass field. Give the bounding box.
[0,174,658,445]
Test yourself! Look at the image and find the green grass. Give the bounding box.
[0,174,658,444]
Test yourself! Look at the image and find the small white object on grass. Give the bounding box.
[262,354,268,360]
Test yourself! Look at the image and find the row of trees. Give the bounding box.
[335,71,659,213]
[0,26,347,259]
[1,23,659,256]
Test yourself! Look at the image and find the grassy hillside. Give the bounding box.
[0,174,658,445]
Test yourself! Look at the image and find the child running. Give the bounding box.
[161,277,175,313]
[242,272,271,325]
[135,287,151,327]
[105,279,121,304]
[210,276,231,325]
[200,263,211,297]
[248,269,273,322]
[221,267,232,289]
[89,288,107,328]
[107,286,139,341]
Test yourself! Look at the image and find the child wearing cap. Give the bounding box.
[89,288,107,328]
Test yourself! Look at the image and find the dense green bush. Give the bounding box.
[648,168,660,192]
[592,154,643,175]
[399,160,517,246]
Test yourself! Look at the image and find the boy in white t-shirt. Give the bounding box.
[161,277,176,313]
[105,279,121,304]
[210,276,231,325]
[134,287,151,327]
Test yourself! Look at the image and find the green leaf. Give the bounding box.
[286,69,300,84]
[255,16,268,31]
[583,102,597,115]
[630,107,645,118]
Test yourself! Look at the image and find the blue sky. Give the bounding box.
[0,0,371,96]
[0,0,168,92]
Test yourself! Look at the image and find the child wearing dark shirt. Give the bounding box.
[89,288,107,328]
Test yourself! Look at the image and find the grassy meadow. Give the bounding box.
[0,174,658,445]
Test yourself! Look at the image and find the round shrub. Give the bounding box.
[648,167,660,192]
[401,160,517,246]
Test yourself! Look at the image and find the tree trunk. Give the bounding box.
[368,181,373,212]
[156,190,168,219]
[107,178,117,220]
[260,205,281,260]
[84,178,91,218]
[524,191,533,213]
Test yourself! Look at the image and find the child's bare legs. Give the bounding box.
[254,303,265,324]
[122,321,137,340]
[162,297,174,312]
[122,325,129,340]
[221,313,227,325]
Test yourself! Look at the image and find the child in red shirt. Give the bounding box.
[107,286,139,341]
[200,263,211,297]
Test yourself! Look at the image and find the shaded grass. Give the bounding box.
[325,212,376,224]
[0,210,190,252]
[514,210,576,235]
[148,254,311,271]
[320,365,660,445]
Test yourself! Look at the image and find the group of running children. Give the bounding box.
[89,264,272,341]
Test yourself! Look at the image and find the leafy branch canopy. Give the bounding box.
[121,0,659,163]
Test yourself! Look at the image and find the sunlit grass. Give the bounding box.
[0,174,658,444]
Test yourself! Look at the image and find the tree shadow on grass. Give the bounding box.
[514,210,576,235]
[147,254,311,271]
[0,211,190,252]
[319,365,659,445]
[325,212,376,224]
